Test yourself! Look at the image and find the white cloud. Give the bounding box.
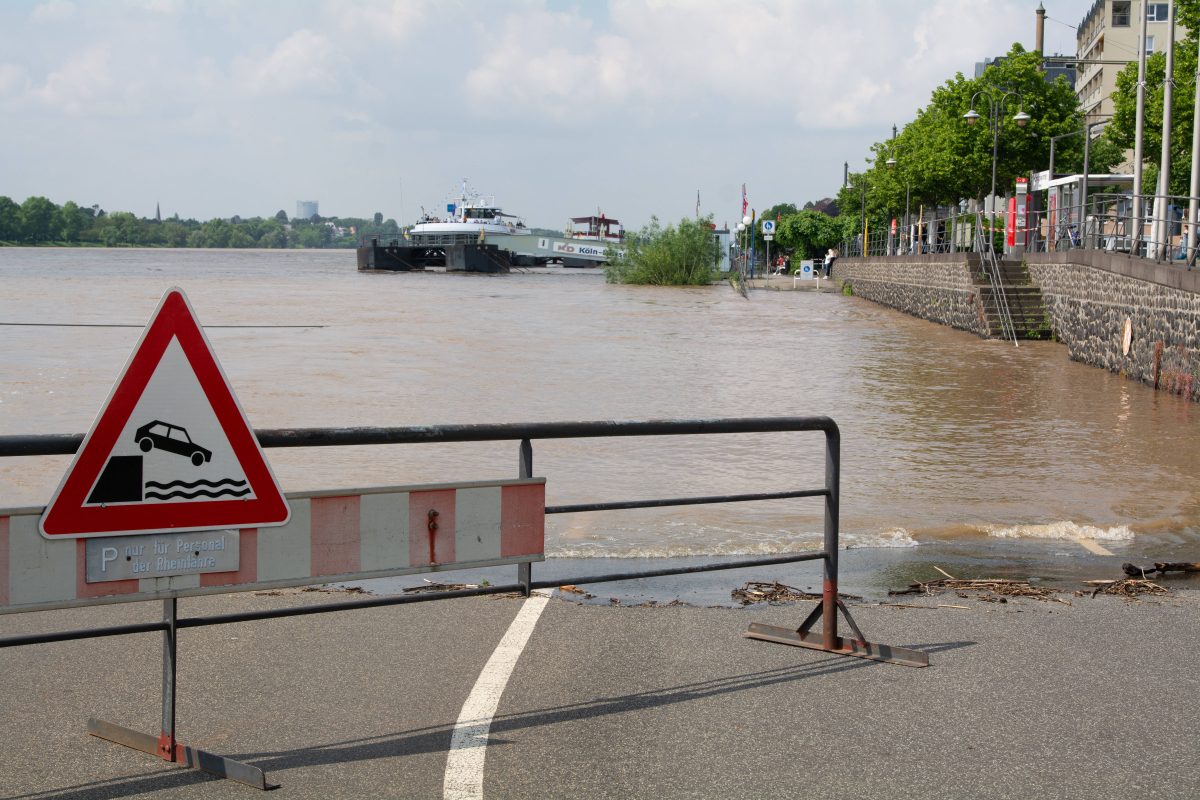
[33,46,113,114]
[129,0,185,12]
[462,0,1032,130]
[338,0,429,41]
[0,64,26,96]
[0,0,1098,225]
[234,29,344,94]
[30,1,75,24]
[465,11,635,121]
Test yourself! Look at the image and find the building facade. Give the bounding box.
[296,200,319,220]
[1076,0,1187,122]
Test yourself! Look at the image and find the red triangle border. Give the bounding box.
[39,289,290,538]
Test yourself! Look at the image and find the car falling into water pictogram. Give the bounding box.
[134,420,212,466]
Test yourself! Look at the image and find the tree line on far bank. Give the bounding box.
[0,196,403,248]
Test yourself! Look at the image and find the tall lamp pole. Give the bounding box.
[964,89,1031,248]
[885,155,912,254]
[859,176,867,256]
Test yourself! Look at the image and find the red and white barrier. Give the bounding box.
[0,478,545,614]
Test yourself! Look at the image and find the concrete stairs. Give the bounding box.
[974,259,1052,340]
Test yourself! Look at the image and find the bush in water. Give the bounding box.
[604,215,719,286]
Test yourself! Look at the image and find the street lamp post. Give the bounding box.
[964,88,1030,250]
[859,176,867,255]
[885,156,912,254]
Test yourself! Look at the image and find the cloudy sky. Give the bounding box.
[0,0,1095,230]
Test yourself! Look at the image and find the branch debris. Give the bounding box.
[1085,578,1170,598]
[889,577,1071,605]
[731,580,861,605]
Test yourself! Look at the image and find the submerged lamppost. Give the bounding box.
[964,88,1031,245]
[741,214,752,275]
[736,220,746,272]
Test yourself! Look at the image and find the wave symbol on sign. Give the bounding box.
[144,478,251,501]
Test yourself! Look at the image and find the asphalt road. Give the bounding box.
[1,586,1198,799]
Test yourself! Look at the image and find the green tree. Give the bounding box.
[776,210,841,259]
[604,216,718,285]
[0,196,20,241]
[296,226,325,248]
[55,201,86,242]
[20,196,57,243]
[257,222,289,248]
[160,220,191,247]
[866,44,1086,216]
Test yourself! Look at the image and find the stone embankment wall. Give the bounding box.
[834,254,990,338]
[834,251,1200,403]
[1025,251,1200,402]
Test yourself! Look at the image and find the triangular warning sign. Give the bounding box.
[40,287,290,539]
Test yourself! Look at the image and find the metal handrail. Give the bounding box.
[974,216,1018,346]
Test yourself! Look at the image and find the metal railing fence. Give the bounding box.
[0,416,929,788]
[0,417,842,644]
[840,191,1200,268]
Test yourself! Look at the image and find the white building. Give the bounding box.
[296,200,319,220]
[1076,0,1188,123]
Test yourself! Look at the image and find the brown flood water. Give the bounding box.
[1,248,1197,589]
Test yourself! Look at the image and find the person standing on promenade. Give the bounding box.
[824,247,837,277]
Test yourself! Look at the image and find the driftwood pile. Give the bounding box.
[889,576,1069,604]
[732,581,820,605]
[731,581,861,605]
[1085,579,1170,598]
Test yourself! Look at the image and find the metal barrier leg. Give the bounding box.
[87,598,277,790]
[744,429,929,667]
[518,438,534,597]
[518,562,532,598]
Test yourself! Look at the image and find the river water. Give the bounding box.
[2,248,1198,594]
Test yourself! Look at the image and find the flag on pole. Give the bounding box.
[741,184,748,217]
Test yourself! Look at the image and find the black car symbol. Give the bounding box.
[134,420,212,467]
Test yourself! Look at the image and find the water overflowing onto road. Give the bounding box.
[1,248,1197,590]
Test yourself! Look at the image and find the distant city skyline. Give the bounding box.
[0,1,1094,230]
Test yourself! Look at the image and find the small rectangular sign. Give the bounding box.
[85,531,239,583]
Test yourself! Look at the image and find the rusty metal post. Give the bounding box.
[822,427,840,650]
[744,421,928,667]
[159,598,178,761]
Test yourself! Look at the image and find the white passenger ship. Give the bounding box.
[408,180,532,245]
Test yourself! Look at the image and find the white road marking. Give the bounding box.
[444,590,553,800]
[1075,537,1114,556]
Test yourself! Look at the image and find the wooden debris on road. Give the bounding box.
[1122,561,1200,578]
[1086,578,1170,598]
[889,577,1070,605]
[731,580,861,605]
[402,579,478,594]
